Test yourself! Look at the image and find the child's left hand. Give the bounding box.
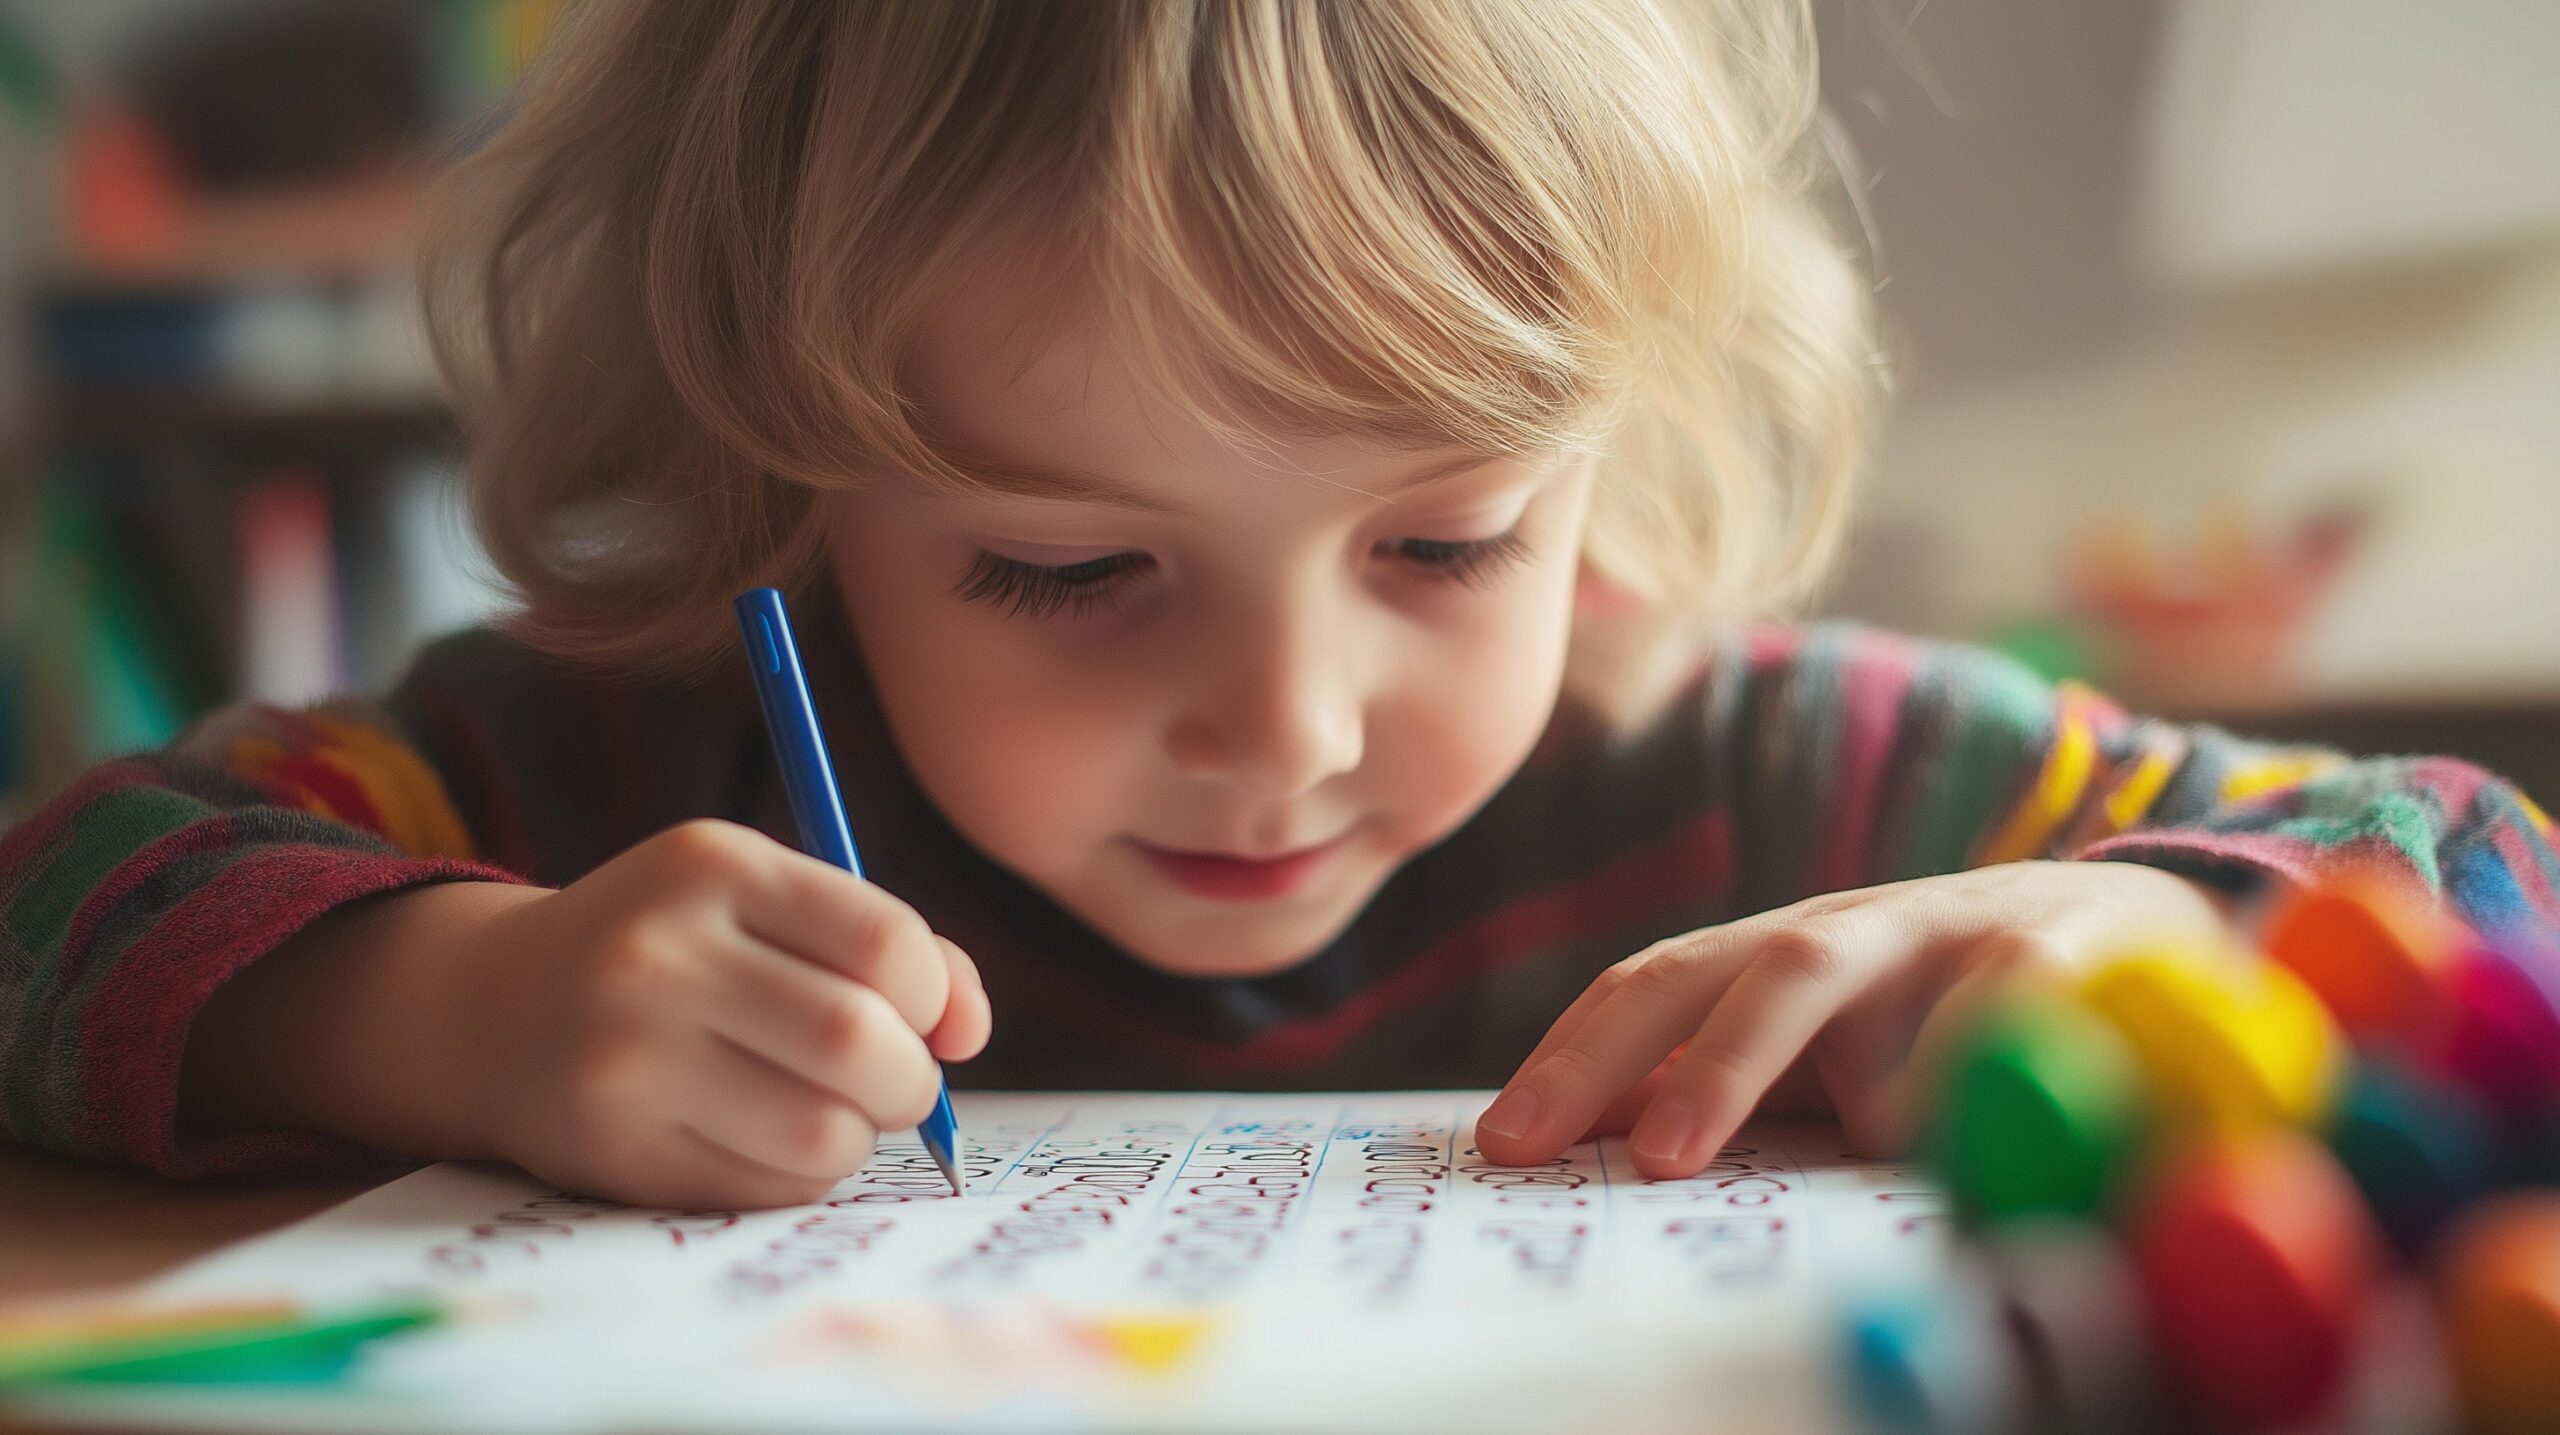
[1471,861,2239,1178]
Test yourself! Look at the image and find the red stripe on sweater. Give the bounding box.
[72,845,512,1177]
[266,752,387,836]
[966,809,1737,1075]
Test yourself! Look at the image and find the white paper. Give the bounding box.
[17,1092,1952,1434]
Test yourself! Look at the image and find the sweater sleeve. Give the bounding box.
[1717,623,2560,945]
[0,684,524,1178]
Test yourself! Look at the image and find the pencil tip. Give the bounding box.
[930,1146,965,1196]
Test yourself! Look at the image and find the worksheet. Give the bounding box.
[21,1092,1952,1434]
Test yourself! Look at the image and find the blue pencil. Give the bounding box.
[733,587,964,1195]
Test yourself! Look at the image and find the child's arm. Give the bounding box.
[178,819,989,1210]
[1478,623,2559,1176]
[0,726,509,1178]
[0,630,989,1207]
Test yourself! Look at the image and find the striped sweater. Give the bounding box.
[4,605,2555,1179]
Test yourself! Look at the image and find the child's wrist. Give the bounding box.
[182,880,549,1163]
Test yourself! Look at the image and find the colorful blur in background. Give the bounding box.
[0,0,2553,823]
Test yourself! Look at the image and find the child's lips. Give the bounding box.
[1131,834,1348,902]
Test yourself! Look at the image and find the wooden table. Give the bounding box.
[0,1144,378,1433]
[0,1142,371,1303]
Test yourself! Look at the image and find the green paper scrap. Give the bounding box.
[0,1301,442,1392]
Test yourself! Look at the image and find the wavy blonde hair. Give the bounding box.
[423,0,1880,724]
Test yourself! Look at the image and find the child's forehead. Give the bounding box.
[907,313,1506,513]
[906,250,1428,496]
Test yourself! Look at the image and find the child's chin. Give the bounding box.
[1106,904,1359,982]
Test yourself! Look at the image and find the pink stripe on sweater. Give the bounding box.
[1814,633,1916,892]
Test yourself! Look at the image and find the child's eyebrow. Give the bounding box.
[946,449,1499,513]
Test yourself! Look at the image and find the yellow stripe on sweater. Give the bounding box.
[2222,752,2346,805]
[1978,687,2100,865]
[2521,791,2555,837]
[307,713,478,861]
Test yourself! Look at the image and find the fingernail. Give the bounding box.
[1632,1100,1700,1169]
[1477,1087,1542,1144]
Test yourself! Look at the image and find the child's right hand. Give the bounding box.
[460,819,989,1209]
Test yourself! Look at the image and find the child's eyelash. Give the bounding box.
[953,551,1150,619]
[953,529,1532,621]
[1392,530,1533,588]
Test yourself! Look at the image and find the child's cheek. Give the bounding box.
[1368,562,1582,856]
[862,612,1147,881]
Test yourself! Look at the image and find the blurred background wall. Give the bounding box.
[0,0,2553,824]
[1822,0,2560,701]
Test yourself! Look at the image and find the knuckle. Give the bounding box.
[1753,927,1846,988]
[1617,933,1691,976]
[868,901,936,966]
[1590,954,1643,995]
[785,1101,872,1173]
[835,1113,881,1173]
[1532,1041,1613,1101]
[1980,930,2068,975]
[1680,1039,1762,1096]
[565,1039,650,1121]
[656,818,758,873]
[809,987,880,1066]
[1615,949,1698,1005]
[592,934,682,1006]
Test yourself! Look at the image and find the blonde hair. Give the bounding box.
[423,0,1880,724]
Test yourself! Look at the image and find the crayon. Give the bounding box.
[2131,1131,2381,1430]
[1935,994,2149,1226]
[2081,949,2340,1133]
[2436,1195,2560,1435]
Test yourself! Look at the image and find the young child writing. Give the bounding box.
[4,0,2553,1213]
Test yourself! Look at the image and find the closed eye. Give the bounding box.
[953,550,1151,620]
[1389,529,1533,588]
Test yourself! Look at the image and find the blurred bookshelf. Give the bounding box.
[0,0,557,822]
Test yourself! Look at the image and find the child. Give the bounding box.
[4,0,2553,1212]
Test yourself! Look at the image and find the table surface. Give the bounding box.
[0,1142,371,1305]
[0,1144,378,1433]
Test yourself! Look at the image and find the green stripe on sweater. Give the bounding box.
[1893,651,2055,879]
[7,786,212,961]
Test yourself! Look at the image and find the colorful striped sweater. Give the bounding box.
[3,605,2555,1180]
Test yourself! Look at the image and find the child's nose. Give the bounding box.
[1164,608,1366,801]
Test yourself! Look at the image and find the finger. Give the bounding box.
[925,937,992,1062]
[1576,1050,1677,1142]
[1813,994,1926,1158]
[667,1124,849,1210]
[1629,921,1883,1179]
[695,949,942,1130]
[561,1130,828,1211]
[1504,947,1656,1084]
[1759,1048,1830,1118]
[733,855,951,1036]
[1476,937,1755,1164]
[666,1035,883,1182]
